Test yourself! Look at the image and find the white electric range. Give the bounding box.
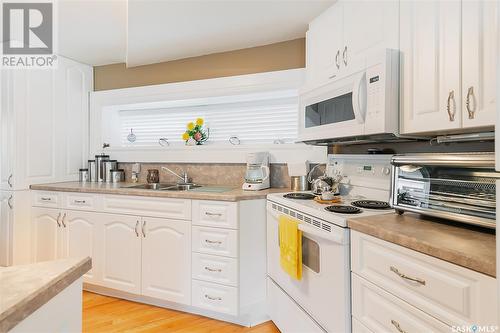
[266,154,394,333]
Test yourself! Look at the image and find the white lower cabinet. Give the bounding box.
[30,192,267,326]
[100,214,142,294]
[351,231,497,330]
[141,217,191,304]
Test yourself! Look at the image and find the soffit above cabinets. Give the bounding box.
[56,0,334,67]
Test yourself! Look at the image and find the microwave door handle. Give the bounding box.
[352,72,367,124]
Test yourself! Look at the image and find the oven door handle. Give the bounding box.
[352,72,367,124]
[298,223,345,244]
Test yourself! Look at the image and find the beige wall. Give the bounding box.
[93,38,305,91]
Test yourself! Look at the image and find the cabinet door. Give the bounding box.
[306,2,343,87]
[400,1,461,134]
[141,217,191,304]
[342,0,399,69]
[0,192,13,266]
[100,214,141,294]
[63,210,100,284]
[461,0,497,129]
[0,70,14,191]
[31,207,61,262]
[55,57,92,181]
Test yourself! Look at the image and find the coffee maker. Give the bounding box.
[242,152,270,191]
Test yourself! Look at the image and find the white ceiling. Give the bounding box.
[58,0,333,67]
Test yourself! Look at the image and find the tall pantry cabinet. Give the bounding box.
[400,0,497,134]
[0,57,92,265]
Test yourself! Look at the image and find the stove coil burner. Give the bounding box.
[283,193,316,200]
[325,205,362,214]
[351,200,391,209]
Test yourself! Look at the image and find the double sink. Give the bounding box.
[126,183,202,191]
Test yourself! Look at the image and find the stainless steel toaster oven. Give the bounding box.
[390,153,497,229]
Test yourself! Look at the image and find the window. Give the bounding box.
[102,89,299,148]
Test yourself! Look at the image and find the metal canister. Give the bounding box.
[79,168,89,182]
[103,160,118,183]
[95,154,110,182]
[110,169,125,183]
[88,160,97,182]
[290,175,309,191]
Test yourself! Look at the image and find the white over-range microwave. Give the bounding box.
[299,49,400,144]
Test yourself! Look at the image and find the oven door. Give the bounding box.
[299,70,368,142]
[266,201,350,333]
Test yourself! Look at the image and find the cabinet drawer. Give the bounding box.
[102,194,191,220]
[192,279,238,316]
[63,193,100,211]
[192,200,238,229]
[192,252,238,286]
[352,274,450,333]
[32,191,62,208]
[351,231,497,327]
[192,226,238,258]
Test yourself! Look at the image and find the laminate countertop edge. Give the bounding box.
[0,257,92,332]
[348,213,496,278]
[30,182,286,201]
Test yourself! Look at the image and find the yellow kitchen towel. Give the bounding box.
[279,215,302,280]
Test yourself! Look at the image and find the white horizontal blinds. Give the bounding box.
[118,91,298,147]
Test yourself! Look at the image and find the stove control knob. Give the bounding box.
[382,167,391,176]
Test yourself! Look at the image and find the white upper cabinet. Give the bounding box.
[305,0,399,91]
[401,0,496,135]
[400,1,461,134]
[461,0,497,129]
[0,57,92,190]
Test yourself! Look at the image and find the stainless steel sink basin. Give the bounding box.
[126,183,201,191]
[161,183,202,191]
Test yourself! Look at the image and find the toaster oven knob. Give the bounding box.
[382,167,391,175]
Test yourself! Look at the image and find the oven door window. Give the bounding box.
[302,236,320,273]
[304,92,355,128]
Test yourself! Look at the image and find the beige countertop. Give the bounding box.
[30,182,286,201]
[0,257,91,332]
[348,213,496,277]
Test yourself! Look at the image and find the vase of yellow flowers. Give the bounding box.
[182,118,209,145]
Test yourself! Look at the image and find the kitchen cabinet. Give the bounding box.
[0,192,13,266]
[31,207,63,262]
[141,217,191,304]
[100,214,142,294]
[305,0,398,90]
[0,57,92,191]
[401,0,497,135]
[461,0,498,129]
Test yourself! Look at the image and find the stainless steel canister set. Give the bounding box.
[79,154,125,183]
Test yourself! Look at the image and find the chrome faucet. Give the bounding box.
[161,166,190,184]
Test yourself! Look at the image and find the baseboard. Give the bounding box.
[83,283,269,327]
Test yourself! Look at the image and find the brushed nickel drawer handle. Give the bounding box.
[7,195,13,209]
[204,266,222,273]
[342,45,348,66]
[390,266,426,285]
[74,200,86,204]
[7,174,12,188]
[40,197,52,201]
[205,239,222,245]
[205,212,222,217]
[446,90,456,121]
[335,50,340,69]
[61,213,67,228]
[204,294,222,301]
[56,213,61,227]
[142,220,146,238]
[466,86,476,119]
[391,320,408,333]
[135,221,139,237]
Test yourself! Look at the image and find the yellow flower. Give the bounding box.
[182,132,190,141]
[196,118,204,126]
[187,122,195,130]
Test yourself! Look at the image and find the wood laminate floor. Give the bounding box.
[83,291,280,333]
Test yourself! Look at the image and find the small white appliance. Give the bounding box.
[266,154,394,332]
[299,48,400,144]
[242,152,270,191]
